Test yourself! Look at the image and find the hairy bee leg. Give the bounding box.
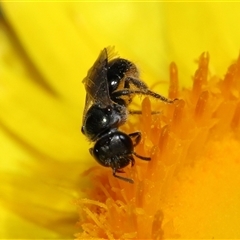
[128,110,142,114]
[129,110,161,115]
[125,77,178,103]
[124,76,149,90]
[146,89,178,103]
[112,89,176,104]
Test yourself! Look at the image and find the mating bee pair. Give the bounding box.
[81,47,175,183]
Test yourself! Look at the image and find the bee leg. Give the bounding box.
[112,168,134,184]
[124,76,149,90]
[128,110,142,114]
[112,89,176,103]
[129,132,151,161]
[129,109,161,115]
[125,76,177,102]
[129,131,142,146]
[133,152,151,161]
[144,89,178,103]
[129,155,135,167]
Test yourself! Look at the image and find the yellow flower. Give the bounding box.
[1,2,240,239]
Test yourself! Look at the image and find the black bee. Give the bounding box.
[81,47,175,183]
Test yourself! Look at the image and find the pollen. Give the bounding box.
[75,53,240,239]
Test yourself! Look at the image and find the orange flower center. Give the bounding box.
[75,53,240,239]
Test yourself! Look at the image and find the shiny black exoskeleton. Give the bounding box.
[81,47,175,183]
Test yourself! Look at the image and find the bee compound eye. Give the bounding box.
[107,58,133,92]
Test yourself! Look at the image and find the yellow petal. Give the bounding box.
[163,2,240,86]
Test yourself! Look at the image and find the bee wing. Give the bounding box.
[82,47,118,117]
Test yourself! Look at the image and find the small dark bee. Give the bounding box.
[81,47,175,183]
